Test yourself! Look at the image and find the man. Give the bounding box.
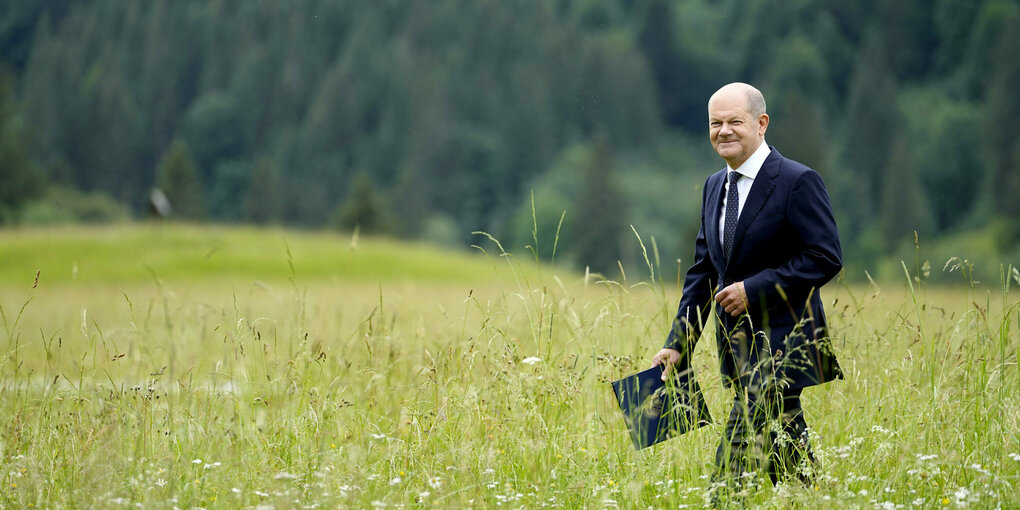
[652,83,842,490]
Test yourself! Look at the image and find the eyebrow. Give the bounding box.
[709,114,744,123]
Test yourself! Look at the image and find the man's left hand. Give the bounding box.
[714,281,747,316]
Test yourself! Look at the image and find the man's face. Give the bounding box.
[708,92,768,168]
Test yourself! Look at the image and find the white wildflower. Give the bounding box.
[428,476,442,489]
[389,477,402,486]
[954,487,970,502]
[274,472,299,480]
[521,356,542,365]
[192,458,203,464]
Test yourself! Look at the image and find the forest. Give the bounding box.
[1,0,1018,281]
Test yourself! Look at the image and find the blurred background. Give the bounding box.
[1,0,1017,283]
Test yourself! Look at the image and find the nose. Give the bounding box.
[719,122,733,136]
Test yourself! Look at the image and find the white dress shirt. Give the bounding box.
[718,140,771,249]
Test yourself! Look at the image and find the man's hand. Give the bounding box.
[652,348,682,382]
[715,281,747,316]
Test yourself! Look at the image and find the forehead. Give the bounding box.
[708,93,750,119]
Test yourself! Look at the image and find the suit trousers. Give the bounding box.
[713,386,814,487]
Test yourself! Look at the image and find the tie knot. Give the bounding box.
[729,171,740,185]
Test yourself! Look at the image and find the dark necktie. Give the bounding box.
[723,171,740,260]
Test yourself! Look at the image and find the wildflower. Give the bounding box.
[389,477,402,486]
[1009,453,1020,461]
[274,472,299,480]
[419,491,431,499]
[954,487,970,502]
[371,433,387,440]
[916,454,938,461]
[192,458,203,464]
[370,501,387,508]
[521,357,542,365]
[155,479,167,487]
[428,477,442,489]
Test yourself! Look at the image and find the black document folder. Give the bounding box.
[610,365,712,450]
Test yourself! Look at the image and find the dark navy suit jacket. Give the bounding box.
[664,147,843,390]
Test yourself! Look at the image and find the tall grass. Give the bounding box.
[0,225,1018,508]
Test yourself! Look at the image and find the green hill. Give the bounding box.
[0,224,529,287]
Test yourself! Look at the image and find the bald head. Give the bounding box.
[708,82,766,118]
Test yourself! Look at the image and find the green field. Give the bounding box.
[1,225,1018,508]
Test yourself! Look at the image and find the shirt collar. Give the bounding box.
[727,139,770,180]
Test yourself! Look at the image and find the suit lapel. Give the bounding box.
[727,148,781,268]
[705,169,726,269]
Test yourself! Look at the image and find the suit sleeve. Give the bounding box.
[742,169,842,308]
[663,181,718,356]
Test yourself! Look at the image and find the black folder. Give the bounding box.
[610,365,712,450]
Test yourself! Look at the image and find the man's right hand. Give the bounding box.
[651,348,682,382]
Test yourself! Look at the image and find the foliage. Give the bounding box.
[0,0,1019,277]
[0,65,44,222]
[18,185,130,225]
[334,172,393,235]
[156,139,206,221]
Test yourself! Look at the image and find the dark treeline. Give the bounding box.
[1,0,1018,281]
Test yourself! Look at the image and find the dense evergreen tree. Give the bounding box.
[156,140,205,221]
[243,158,280,225]
[573,138,625,276]
[2,0,1019,276]
[334,172,392,235]
[0,66,44,222]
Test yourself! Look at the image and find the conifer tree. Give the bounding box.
[573,138,624,276]
[156,139,205,220]
[335,172,391,235]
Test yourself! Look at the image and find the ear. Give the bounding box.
[758,113,770,136]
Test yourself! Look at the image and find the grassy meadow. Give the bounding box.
[1,225,1019,509]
